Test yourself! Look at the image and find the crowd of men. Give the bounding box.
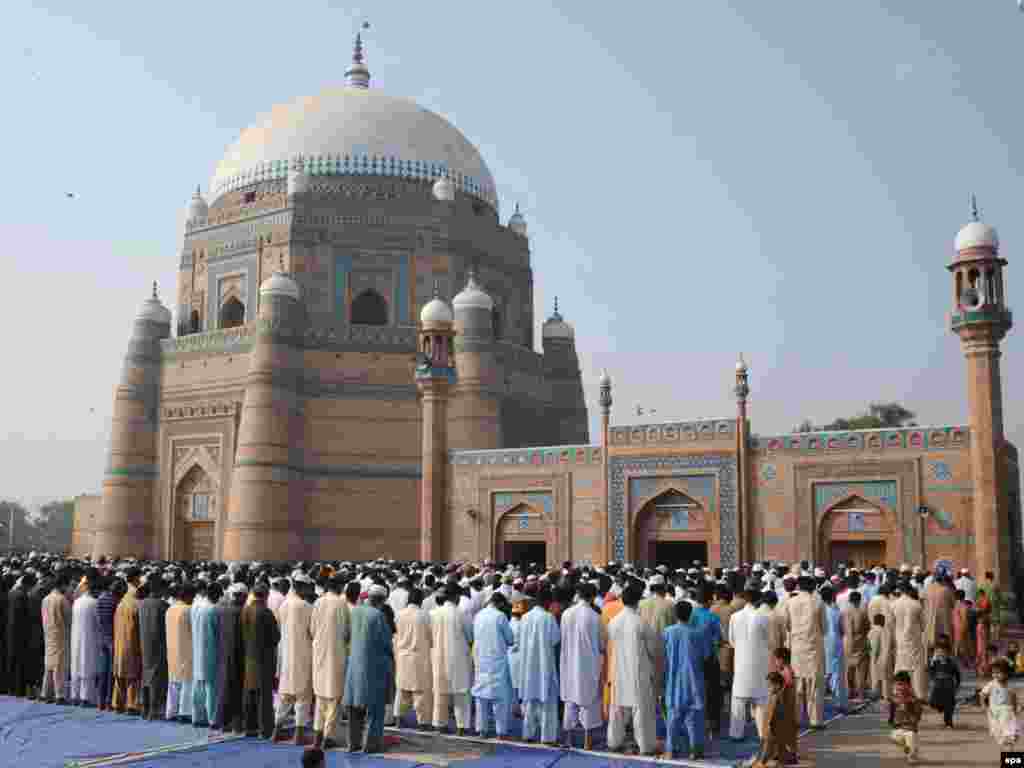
[0,553,1007,761]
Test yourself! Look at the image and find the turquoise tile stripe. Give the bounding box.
[335,254,352,322]
[395,256,409,324]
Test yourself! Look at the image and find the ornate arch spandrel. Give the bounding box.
[632,487,719,564]
[816,492,901,568]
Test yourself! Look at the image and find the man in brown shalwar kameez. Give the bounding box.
[112,567,142,714]
[842,591,871,700]
[41,571,73,704]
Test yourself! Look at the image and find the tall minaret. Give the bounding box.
[417,286,456,561]
[599,370,613,564]
[223,267,306,562]
[450,272,502,450]
[734,355,751,565]
[93,284,171,559]
[950,197,1013,586]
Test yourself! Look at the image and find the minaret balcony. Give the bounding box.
[950,306,1013,332]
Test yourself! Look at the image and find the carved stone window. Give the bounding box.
[220,296,245,328]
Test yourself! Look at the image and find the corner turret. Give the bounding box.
[93,283,172,559]
[450,271,503,450]
[541,298,588,444]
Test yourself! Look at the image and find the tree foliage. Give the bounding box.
[0,498,74,554]
[794,402,917,433]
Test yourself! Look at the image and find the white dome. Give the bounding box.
[508,203,527,237]
[736,355,748,372]
[452,273,493,312]
[599,369,611,386]
[187,188,208,221]
[138,289,171,325]
[260,272,302,301]
[955,221,999,253]
[209,86,497,209]
[543,313,574,340]
[432,174,455,202]
[420,296,453,325]
[287,168,310,197]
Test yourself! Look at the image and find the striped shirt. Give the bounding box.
[97,591,118,642]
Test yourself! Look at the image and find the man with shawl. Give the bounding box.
[923,574,955,658]
[842,590,871,700]
[310,576,352,749]
[6,571,39,698]
[192,582,222,727]
[394,586,433,730]
[112,567,142,714]
[782,576,827,730]
[165,583,195,721]
[343,584,394,753]
[560,582,606,749]
[41,569,72,704]
[607,581,663,756]
[891,582,928,700]
[664,601,706,759]
[979,571,1003,644]
[273,574,315,745]
[638,576,675,635]
[729,587,772,740]
[70,570,102,706]
[600,581,624,717]
[430,586,474,734]
[242,583,280,739]
[213,583,248,733]
[137,575,169,720]
[472,592,516,739]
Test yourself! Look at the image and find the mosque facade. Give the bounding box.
[72,40,1021,588]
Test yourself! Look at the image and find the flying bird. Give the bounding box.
[65,192,75,198]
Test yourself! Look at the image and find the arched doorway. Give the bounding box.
[635,489,710,569]
[495,504,547,566]
[351,289,388,325]
[175,464,218,561]
[821,495,892,571]
[219,296,245,328]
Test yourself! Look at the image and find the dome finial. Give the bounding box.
[432,278,441,299]
[970,193,979,222]
[279,254,285,274]
[152,281,158,300]
[346,22,371,88]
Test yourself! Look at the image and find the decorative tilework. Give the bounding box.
[493,491,553,519]
[451,445,601,466]
[814,481,898,510]
[628,476,715,519]
[760,464,777,483]
[335,254,352,322]
[751,426,969,455]
[928,460,953,482]
[206,254,258,330]
[670,509,690,530]
[609,454,738,566]
[211,153,498,210]
[609,419,736,446]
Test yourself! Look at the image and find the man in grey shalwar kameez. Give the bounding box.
[343,584,394,753]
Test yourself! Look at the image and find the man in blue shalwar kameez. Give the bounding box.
[664,601,706,759]
[191,582,222,727]
[516,586,561,745]
[471,593,515,738]
[343,584,394,753]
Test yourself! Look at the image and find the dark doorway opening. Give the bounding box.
[648,541,708,570]
[502,541,546,568]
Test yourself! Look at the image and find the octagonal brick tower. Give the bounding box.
[949,199,1013,587]
[93,286,171,558]
[222,269,307,561]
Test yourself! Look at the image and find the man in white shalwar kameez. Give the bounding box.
[70,574,102,705]
[890,583,928,700]
[607,582,663,756]
[516,587,561,744]
[430,587,474,733]
[471,593,516,738]
[394,586,433,728]
[782,577,827,729]
[728,589,772,740]
[560,583,606,749]
[310,576,351,749]
[273,575,315,745]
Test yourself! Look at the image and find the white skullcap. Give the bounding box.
[649,575,665,586]
[368,584,387,598]
[814,567,825,578]
[229,583,248,596]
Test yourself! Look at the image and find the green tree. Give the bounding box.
[794,402,917,433]
[0,500,30,553]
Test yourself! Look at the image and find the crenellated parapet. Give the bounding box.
[751,425,970,455]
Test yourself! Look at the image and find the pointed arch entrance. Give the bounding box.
[174,464,218,561]
[495,503,547,567]
[634,489,711,568]
[820,494,895,570]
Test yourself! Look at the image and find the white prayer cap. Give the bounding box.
[526,574,538,582]
[812,567,824,578]
[912,566,922,574]
[229,583,248,596]
[368,584,387,598]
[900,563,910,572]
[649,575,665,586]
[687,568,699,575]
[609,583,623,596]
[960,568,969,574]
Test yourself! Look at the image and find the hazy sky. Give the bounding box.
[3,1,1023,506]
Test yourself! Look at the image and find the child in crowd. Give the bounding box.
[927,635,960,729]
[889,671,923,764]
[747,672,789,768]
[1006,641,1020,677]
[980,658,1020,747]
[769,647,798,765]
[868,613,893,704]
